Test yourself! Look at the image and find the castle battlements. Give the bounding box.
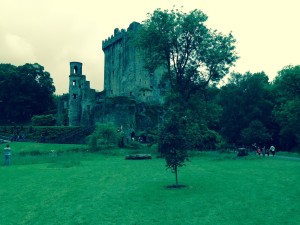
[102,28,126,50]
[102,21,140,50]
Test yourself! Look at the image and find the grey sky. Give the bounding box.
[1,0,299,94]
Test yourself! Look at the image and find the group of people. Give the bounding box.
[257,145,276,157]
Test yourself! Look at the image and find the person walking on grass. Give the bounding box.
[4,144,11,166]
[270,145,275,157]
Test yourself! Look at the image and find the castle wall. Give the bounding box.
[102,22,167,104]
[67,21,169,141]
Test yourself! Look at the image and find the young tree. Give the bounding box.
[158,112,189,187]
[136,8,238,186]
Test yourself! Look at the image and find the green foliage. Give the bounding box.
[158,112,189,186]
[241,120,272,146]
[218,72,275,145]
[31,114,56,126]
[0,63,56,123]
[87,123,121,151]
[135,8,238,101]
[0,126,84,143]
[272,65,300,151]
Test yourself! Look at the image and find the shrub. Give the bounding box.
[87,123,122,151]
[31,114,56,126]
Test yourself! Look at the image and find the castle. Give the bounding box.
[67,22,168,140]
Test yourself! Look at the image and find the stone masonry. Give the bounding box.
[67,22,168,139]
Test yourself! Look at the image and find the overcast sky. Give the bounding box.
[1,0,299,94]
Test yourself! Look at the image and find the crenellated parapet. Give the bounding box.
[102,21,141,50]
[102,28,126,50]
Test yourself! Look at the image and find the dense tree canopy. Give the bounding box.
[218,72,276,146]
[272,65,300,151]
[136,8,238,102]
[0,63,55,123]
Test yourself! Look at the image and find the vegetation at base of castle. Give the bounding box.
[88,123,123,151]
[0,125,83,143]
[31,114,56,126]
[0,63,56,123]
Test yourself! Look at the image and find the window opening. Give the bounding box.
[73,94,77,99]
[72,80,76,86]
[74,66,78,74]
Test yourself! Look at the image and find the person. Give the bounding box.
[270,145,275,156]
[262,146,266,157]
[257,147,261,156]
[4,144,11,166]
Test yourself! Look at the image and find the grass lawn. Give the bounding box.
[0,143,299,225]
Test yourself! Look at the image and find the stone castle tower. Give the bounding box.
[67,22,167,135]
[68,62,96,126]
[102,22,167,103]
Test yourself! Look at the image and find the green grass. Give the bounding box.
[0,142,88,154]
[0,144,299,225]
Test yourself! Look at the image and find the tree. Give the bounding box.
[218,72,275,146]
[136,8,238,186]
[135,8,238,102]
[0,63,55,123]
[241,120,272,146]
[272,65,300,151]
[158,112,189,187]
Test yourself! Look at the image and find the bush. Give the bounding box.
[87,123,122,151]
[31,114,56,126]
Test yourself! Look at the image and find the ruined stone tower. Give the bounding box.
[68,62,96,126]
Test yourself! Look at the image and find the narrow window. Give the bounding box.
[130,92,132,96]
[150,86,153,89]
[73,94,77,99]
[72,80,76,86]
[74,66,78,74]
